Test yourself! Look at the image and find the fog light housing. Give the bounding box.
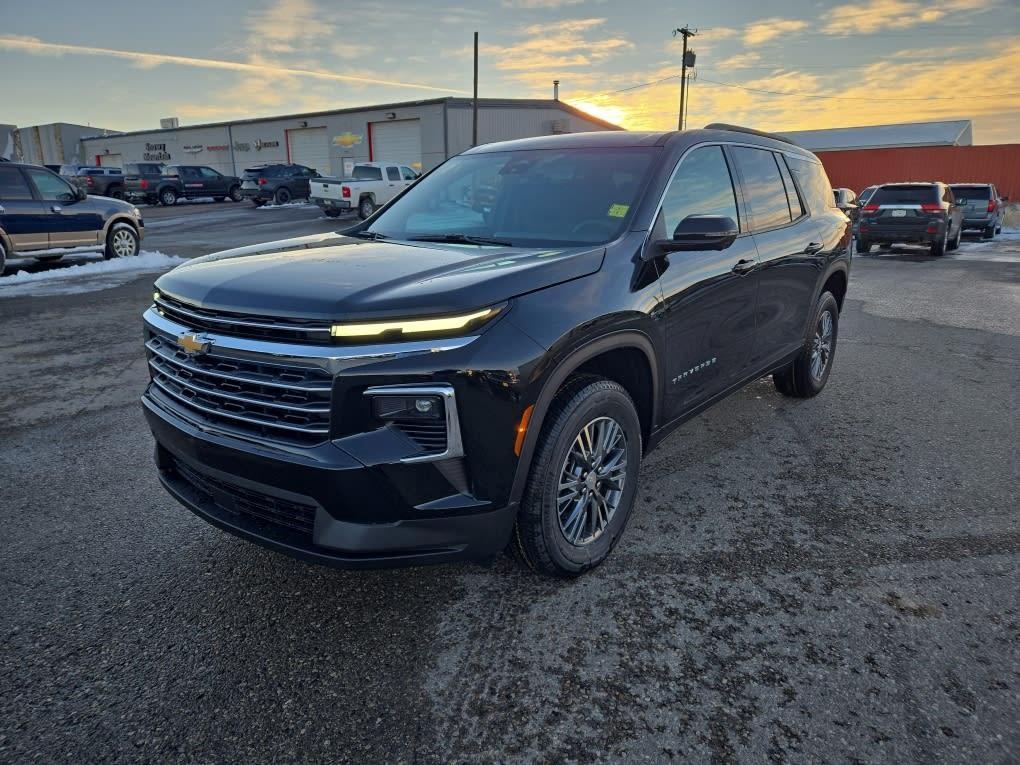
[372,394,444,421]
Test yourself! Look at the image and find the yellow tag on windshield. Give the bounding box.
[608,204,630,218]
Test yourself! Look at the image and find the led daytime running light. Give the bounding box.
[331,307,494,338]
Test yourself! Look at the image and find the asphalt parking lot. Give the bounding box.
[1,204,1018,763]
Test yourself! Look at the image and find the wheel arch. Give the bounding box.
[509,330,659,505]
[820,266,848,311]
[101,214,140,242]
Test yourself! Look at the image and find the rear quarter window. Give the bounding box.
[786,155,835,214]
[352,166,383,181]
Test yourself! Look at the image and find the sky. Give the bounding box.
[2,0,1019,143]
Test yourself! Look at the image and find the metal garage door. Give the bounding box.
[371,120,422,171]
[287,127,329,173]
[99,154,122,168]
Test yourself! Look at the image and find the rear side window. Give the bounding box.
[871,185,938,205]
[951,186,990,200]
[164,167,180,177]
[786,155,835,214]
[352,165,383,181]
[777,155,805,218]
[401,166,418,181]
[661,145,740,234]
[0,166,33,199]
[731,146,791,230]
[386,166,401,181]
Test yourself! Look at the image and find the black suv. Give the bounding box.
[125,164,242,206]
[0,162,144,271]
[857,182,964,255]
[142,126,850,577]
[240,163,319,206]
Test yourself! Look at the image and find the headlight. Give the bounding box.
[330,305,502,339]
[133,207,142,217]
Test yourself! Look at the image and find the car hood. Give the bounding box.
[155,232,605,321]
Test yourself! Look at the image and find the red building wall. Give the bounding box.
[816,144,1020,201]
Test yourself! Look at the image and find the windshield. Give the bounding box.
[365,148,656,248]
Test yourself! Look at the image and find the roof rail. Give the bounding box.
[703,123,800,147]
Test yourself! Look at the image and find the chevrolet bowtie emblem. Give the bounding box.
[176,333,210,355]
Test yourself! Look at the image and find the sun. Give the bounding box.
[568,100,632,129]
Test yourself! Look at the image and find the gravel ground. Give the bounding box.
[1,212,1017,763]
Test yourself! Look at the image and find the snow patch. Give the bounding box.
[0,250,186,298]
[255,200,317,210]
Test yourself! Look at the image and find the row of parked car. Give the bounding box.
[833,181,1008,256]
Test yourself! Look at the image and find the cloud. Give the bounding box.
[714,52,764,70]
[482,17,632,76]
[0,35,462,93]
[244,0,332,54]
[743,18,809,45]
[502,0,587,6]
[823,0,986,35]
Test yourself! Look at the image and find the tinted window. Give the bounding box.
[731,147,791,230]
[352,165,383,181]
[777,155,805,218]
[787,155,836,214]
[179,167,200,179]
[871,185,938,205]
[164,167,180,177]
[401,166,417,181]
[0,166,33,199]
[951,186,991,200]
[661,145,739,235]
[24,167,76,201]
[386,166,401,181]
[199,167,220,178]
[367,147,655,248]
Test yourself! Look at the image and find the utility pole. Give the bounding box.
[673,26,697,130]
[472,32,479,147]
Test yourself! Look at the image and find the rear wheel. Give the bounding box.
[773,291,839,399]
[0,240,7,273]
[228,185,243,203]
[930,227,948,256]
[514,377,642,577]
[982,225,995,240]
[159,188,177,206]
[323,208,342,218]
[856,238,871,254]
[108,185,124,200]
[273,187,292,205]
[948,226,962,251]
[358,197,375,219]
[104,222,139,259]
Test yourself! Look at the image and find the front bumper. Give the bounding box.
[144,394,516,568]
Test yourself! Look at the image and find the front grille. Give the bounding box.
[171,456,316,535]
[154,294,333,344]
[392,418,448,455]
[145,333,332,444]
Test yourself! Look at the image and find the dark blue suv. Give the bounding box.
[0,162,144,271]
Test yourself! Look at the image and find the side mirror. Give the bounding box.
[654,215,738,253]
[75,186,87,201]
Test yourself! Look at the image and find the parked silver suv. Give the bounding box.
[950,183,1005,239]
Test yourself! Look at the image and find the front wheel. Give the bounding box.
[273,187,292,205]
[104,222,139,259]
[948,226,962,251]
[228,185,243,203]
[108,186,124,200]
[358,197,375,219]
[856,238,871,254]
[514,377,642,577]
[0,239,7,273]
[773,291,839,398]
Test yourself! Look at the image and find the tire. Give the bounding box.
[108,185,124,200]
[773,291,840,399]
[323,208,342,218]
[358,197,375,220]
[930,227,948,256]
[514,376,642,577]
[104,222,139,259]
[948,226,962,251]
[856,239,871,254]
[228,185,243,203]
[35,254,64,263]
[251,199,267,207]
[273,187,292,205]
[982,225,995,240]
[159,188,178,206]
[0,239,7,273]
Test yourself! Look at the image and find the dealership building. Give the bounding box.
[78,97,620,176]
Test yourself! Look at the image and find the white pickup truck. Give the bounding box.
[309,161,419,219]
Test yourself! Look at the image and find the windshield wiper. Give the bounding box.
[408,233,514,247]
[347,230,390,240]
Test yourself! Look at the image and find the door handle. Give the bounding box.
[732,258,756,274]
[51,205,63,213]
[0,205,5,214]
[804,242,823,254]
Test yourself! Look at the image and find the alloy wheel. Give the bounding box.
[111,228,137,257]
[557,416,628,546]
[810,310,833,381]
